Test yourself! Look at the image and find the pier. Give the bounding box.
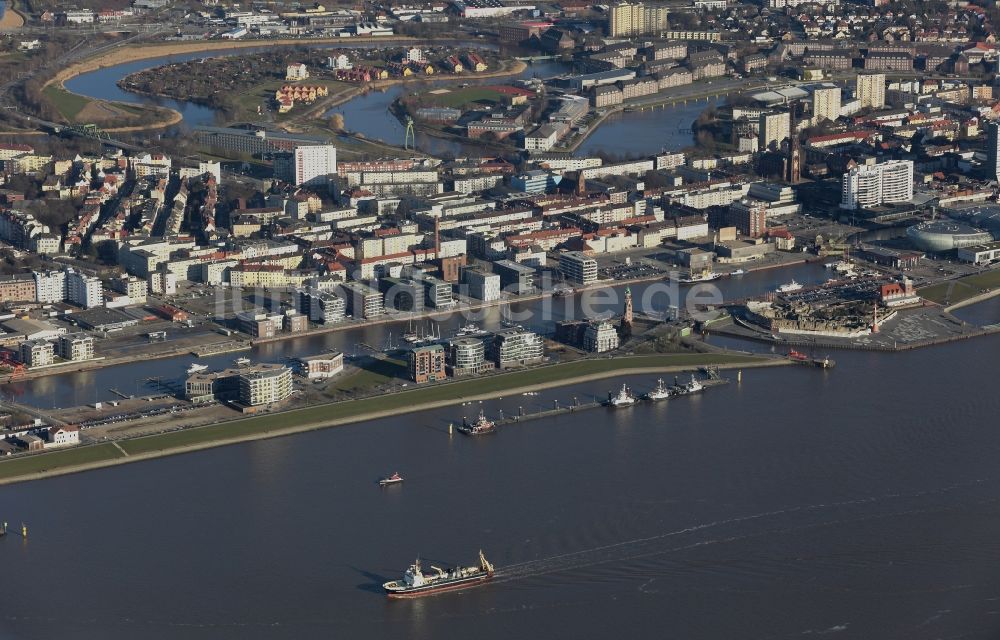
[191,341,252,358]
[489,377,730,428]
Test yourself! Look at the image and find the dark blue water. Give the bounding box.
[1,334,999,639]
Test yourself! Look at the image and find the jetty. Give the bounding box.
[493,377,729,427]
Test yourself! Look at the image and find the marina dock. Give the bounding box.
[191,341,252,358]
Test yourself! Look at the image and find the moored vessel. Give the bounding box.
[777,280,803,293]
[383,551,495,598]
[645,378,671,401]
[673,375,704,395]
[458,410,496,435]
[678,271,721,284]
[605,383,637,407]
[187,363,209,374]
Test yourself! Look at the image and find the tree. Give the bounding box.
[329,113,345,132]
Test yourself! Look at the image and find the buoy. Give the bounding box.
[448,422,453,435]
[21,523,27,538]
[737,370,743,383]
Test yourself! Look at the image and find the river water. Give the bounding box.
[2,322,1000,639]
[63,43,705,157]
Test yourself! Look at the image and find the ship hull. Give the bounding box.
[385,573,492,598]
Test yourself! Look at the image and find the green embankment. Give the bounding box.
[118,354,764,456]
[919,270,1000,305]
[42,85,91,121]
[0,443,124,479]
[0,353,771,481]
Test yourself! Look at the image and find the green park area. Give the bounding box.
[0,443,125,480]
[918,270,1000,306]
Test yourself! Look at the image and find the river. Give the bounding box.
[0,262,830,409]
[2,322,1000,639]
[62,43,706,158]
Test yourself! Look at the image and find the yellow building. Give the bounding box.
[609,2,670,37]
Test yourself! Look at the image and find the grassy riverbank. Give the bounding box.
[919,269,1000,306]
[0,353,780,484]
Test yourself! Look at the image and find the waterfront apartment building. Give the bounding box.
[841,160,914,210]
[238,364,293,407]
[296,352,344,379]
[583,321,620,353]
[193,126,329,156]
[421,276,454,308]
[608,2,670,37]
[57,333,94,362]
[559,251,598,285]
[488,328,544,369]
[462,269,501,302]
[856,73,886,110]
[19,339,54,367]
[379,277,424,312]
[296,288,347,324]
[447,337,492,376]
[494,260,535,295]
[340,281,385,319]
[408,344,447,383]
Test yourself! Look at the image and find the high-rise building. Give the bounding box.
[33,270,66,303]
[811,86,841,123]
[293,145,337,186]
[729,199,768,238]
[987,121,1000,182]
[238,364,293,406]
[856,73,886,110]
[65,269,103,308]
[608,2,670,37]
[758,111,791,151]
[840,160,913,210]
[487,328,544,369]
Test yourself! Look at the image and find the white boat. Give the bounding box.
[674,375,704,395]
[731,269,745,276]
[605,384,637,407]
[234,357,251,366]
[777,280,803,293]
[187,363,209,374]
[454,323,488,337]
[678,271,722,284]
[645,378,671,401]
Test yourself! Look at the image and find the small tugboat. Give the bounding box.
[645,378,671,401]
[605,384,637,407]
[672,375,704,395]
[383,551,495,598]
[187,363,209,374]
[458,411,496,435]
[379,472,404,486]
[777,280,803,293]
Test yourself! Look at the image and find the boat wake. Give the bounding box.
[493,480,989,584]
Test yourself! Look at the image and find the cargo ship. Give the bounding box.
[383,551,495,598]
